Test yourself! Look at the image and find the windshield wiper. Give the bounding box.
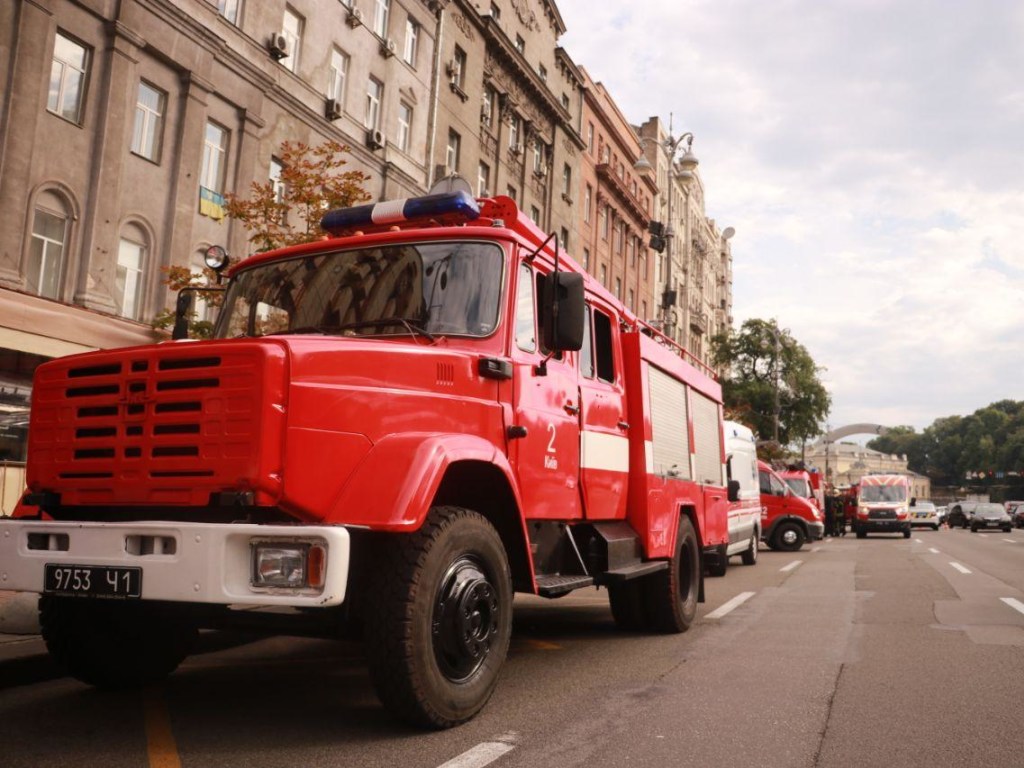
[265,326,347,336]
[335,317,437,342]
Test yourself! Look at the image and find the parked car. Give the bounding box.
[970,502,1013,533]
[946,501,979,529]
[909,500,939,530]
[1012,504,1024,529]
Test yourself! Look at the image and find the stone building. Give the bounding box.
[804,441,931,500]
[576,69,656,319]
[635,116,733,371]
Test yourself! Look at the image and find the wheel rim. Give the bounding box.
[432,556,500,682]
[782,528,799,546]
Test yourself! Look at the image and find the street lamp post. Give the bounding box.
[635,128,698,346]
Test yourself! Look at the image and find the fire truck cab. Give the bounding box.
[0,192,730,728]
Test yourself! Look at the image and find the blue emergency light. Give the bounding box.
[320,191,481,234]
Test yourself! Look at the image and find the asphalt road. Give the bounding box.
[1,526,1023,768]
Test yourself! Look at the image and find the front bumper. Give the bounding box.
[858,518,909,532]
[0,519,350,607]
[807,521,825,541]
[974,519,1011,529]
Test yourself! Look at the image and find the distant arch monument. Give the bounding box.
[821,423,890,443]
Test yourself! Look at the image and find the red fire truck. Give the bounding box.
[0,192,731,728]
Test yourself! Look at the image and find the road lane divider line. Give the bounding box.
[143,687,181,768]
[914,538,923,543]
[780,560,802,572]
[950,562,972,574]
[1003,538,1016,544]
[929,548,941,554]
[438,734,518,768]
[1001,598,1024,617]
[705,591,756,620]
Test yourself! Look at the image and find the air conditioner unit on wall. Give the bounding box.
[325,98,342,121]
[268,33,289,60]
[445,60,458,78]
[366,128,385,150]
[381,38,397,58]
[346,7,364,27]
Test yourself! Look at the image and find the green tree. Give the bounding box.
[710,318,831,451]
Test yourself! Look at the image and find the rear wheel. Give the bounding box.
[363,506,512,729]
[903,528,911,539]
[741,531,759,566]
[642,515,700,633]
[856,527,867,539]
[39,597,196,689]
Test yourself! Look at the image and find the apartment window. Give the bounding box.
[582,247,590,272]
[446,129,461,173]
[532,139,543,174]
[586,122,594,153]
[509,114,521,150]
[452,46,467,90]
[200,121,228,193]
[530,205,541,223]
[600,205,609,240]
[538,64,547,82]
[615,277,622,299]
[48,32,89,123]
[515,34,525,54]
[478,162,490,197]
[397,102,413,152]
[281,7,303,73]
[26,196,68,300]
[602,144,611,164]
[599,264,607,287]
[490,2,501,20]
[365,77,383,129]
[329,48,349,103]
[507,185,517,202]
[584,184,592,223]
[560,227,569,251]
[561,93,569,110]
[269,157,286,204]
[116,226,148,321]
[481,85,495,129]
[130,82,165,162]
[404,18,418,65]
[373,0,390,37]
[613,219,622,254]
[642,300,648,320]
[562,164,572,197]
[217,0,242,24]
[628,289,635,311]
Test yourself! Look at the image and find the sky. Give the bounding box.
[556,0,1024,435]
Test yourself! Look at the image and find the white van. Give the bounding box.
[721,421,762,567]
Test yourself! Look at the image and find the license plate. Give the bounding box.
[44,564,142,599]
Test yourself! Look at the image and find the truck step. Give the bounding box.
[535,574,594,597]
[597,560,669,584]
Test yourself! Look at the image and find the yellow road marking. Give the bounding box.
[143,687,181,768]
[516,638,562,651]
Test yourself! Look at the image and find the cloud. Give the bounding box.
[558,0,1024,431]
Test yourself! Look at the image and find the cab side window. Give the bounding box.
[579,306,594,378]
[593,308,615,383]
[759,470,772,495]
[515,263,536,352]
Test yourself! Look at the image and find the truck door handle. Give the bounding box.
[564,403,580,415]
[617,420,630,430]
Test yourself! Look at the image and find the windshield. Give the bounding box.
[215,241,504,339]
[784,478,811,497]
[859,484,908,503]
[976,503,1004,515]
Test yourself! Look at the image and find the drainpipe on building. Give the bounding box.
[425,2,446,190]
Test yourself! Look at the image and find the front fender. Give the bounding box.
[329,432,517,531]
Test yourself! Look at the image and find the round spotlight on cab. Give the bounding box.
[204,244,230,272]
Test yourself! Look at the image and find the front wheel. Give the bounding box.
[903,528,911,539]
[773,521,806,552]
[642,515,700,633]
[970,524,978,533]
[363,506,512,729]
[39,597,197,689]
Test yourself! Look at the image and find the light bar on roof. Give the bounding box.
[320,191,480,234]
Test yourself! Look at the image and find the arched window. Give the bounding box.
[116,223,149,320]
[26,190,70,299]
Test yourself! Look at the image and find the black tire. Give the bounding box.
[39,597,197,689]
[772,521,806,552]
[856,527,867,539]
[608,580,649,631]
[641,515,700,633]
[970,524,978,533]
[741,531,759,566]
[363,506,512,729]
[706,543,728,577]
[903,528,911,539]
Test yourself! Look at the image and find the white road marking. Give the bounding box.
[950,562,972,574]
[1001,598,1024,617]
[1003,539,1016,544]
[438,735,518,768]
[780,560,802,572]
[811,547,821,552]
[929,548,941,554]
[705,591,756,619]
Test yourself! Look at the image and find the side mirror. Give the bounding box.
[540,271,584,352]
[172,290,194,340]
[727,479,740,503]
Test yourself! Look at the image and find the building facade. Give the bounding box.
[804,442,931,500]
[577,69,656,320]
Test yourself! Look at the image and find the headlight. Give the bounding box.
[252,540,326,590]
